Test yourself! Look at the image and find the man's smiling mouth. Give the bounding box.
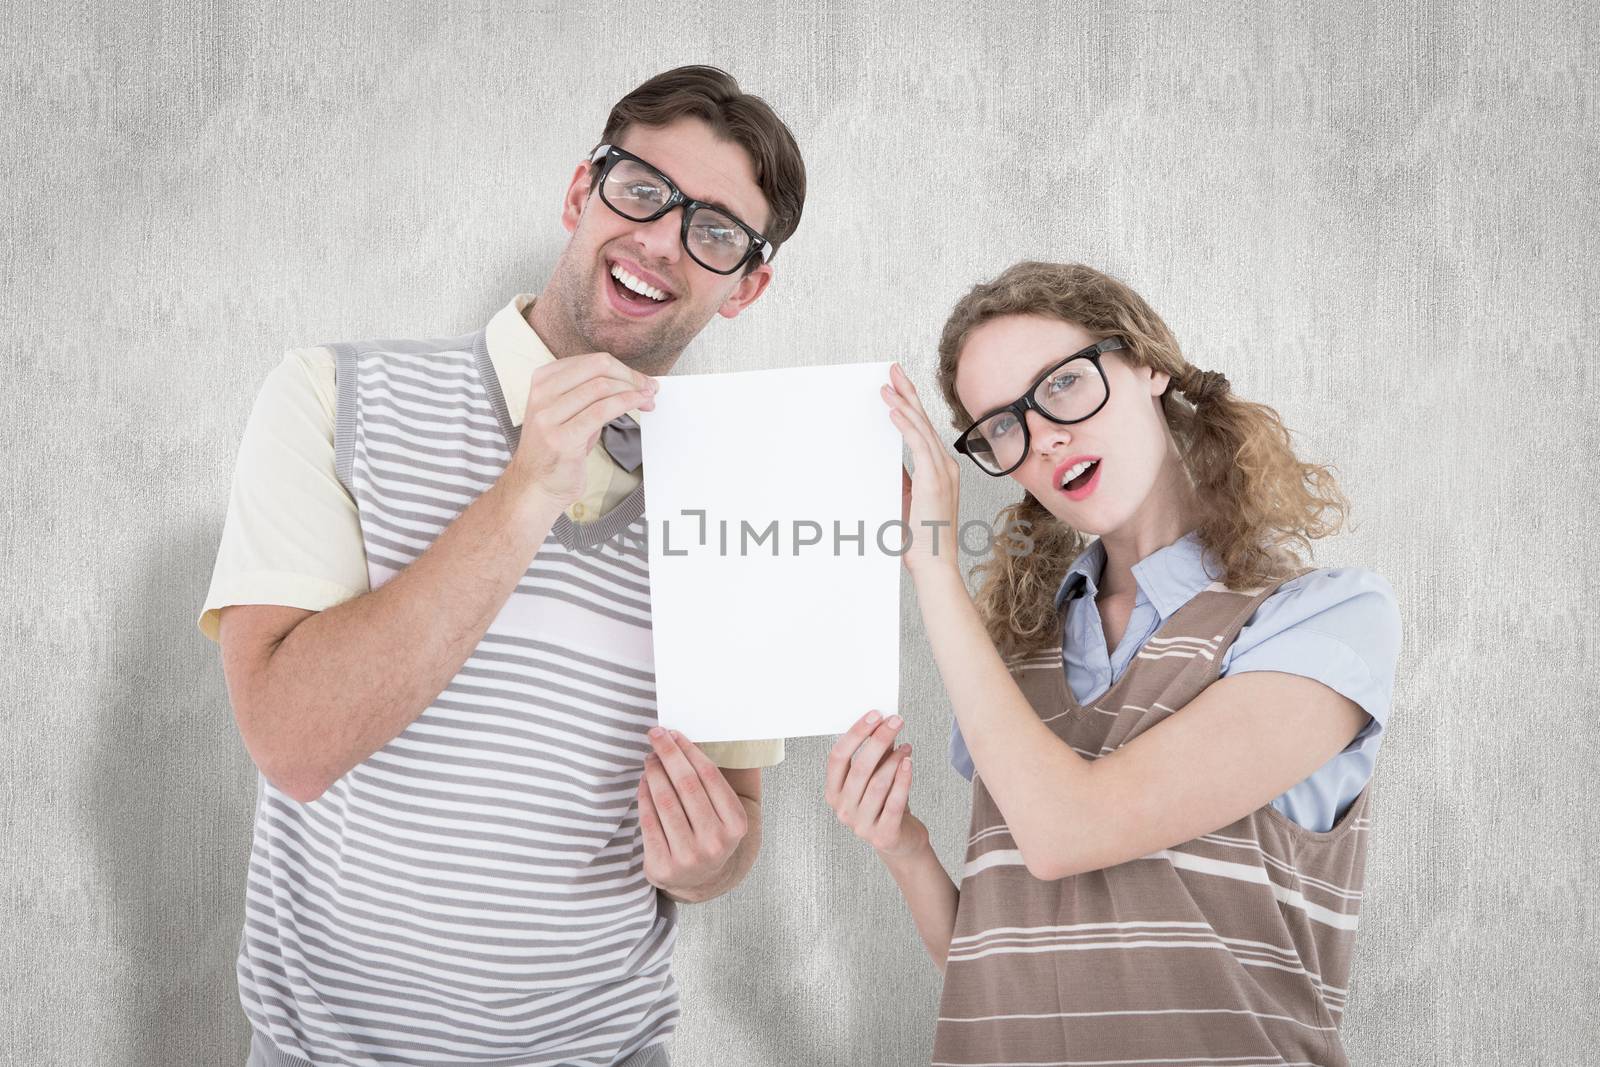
[609,262,672,304]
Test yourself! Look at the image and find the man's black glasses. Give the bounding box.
[588,144,773,275]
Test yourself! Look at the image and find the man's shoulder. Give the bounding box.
[319,329,484,361]
[255,346,336,427]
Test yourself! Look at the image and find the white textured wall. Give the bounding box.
[4,1,1596,1064]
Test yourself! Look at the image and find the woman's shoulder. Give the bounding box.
[1227,564,1403,675]
[1273,564,1400,613]
[1213,565,1403,741]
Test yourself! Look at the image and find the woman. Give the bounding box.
[825,262,1401,1066]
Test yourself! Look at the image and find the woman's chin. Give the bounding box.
[1037,497,1126,539]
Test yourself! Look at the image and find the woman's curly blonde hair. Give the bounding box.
[936,262,1350,659]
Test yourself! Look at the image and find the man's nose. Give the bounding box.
[630,210,681,265]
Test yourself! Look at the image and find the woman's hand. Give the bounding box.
[825,710,926,858]
[882,363,962,576]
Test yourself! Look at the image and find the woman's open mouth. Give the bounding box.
[1059,458,1101,500]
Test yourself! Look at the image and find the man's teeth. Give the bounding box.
[611,264,669,302]
[1060,460,1097,488]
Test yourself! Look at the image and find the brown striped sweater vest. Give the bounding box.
[932,571,1373,1067]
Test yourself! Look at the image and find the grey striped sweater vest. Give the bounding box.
[237,329,676,1067]
[932,571,1373,1067]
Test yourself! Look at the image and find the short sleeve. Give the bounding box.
[699,738,785,769]
[197,347,369,642]
[950,720,976,781]
[1222,567,1403,751]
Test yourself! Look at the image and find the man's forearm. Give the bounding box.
[242,476,565,800]
[662,796,764,904]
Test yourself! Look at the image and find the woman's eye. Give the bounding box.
[990,416,1018,438]
[1046,373,1079,396]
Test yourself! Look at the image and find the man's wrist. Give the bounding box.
[656,855,736,904]
[490,470,569,530]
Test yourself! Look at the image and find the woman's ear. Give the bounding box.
[1149,366,1172,397]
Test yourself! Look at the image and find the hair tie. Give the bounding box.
[1185,368,1230,406]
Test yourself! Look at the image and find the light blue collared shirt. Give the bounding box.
[949,530,1403,833]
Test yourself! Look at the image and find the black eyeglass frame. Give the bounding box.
[953,336,1127,477]
[587,144,774,276]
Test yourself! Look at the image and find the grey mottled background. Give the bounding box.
[4,1,1597,1064]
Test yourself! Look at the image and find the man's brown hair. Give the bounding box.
[595,65,806,264]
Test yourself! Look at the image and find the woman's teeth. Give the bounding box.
[1061,460,1098,489]
[611,264,669,302]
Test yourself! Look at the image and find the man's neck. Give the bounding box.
[523,295,580,360]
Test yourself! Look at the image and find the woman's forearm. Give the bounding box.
[910,563,1094,879]
[879,817,961,972]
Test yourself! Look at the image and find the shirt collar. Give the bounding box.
[1054,529,1220,619]
[484,293,644,429]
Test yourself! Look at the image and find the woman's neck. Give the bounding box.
[1095,448,1204,602]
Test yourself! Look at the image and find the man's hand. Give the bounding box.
[508,351,658,508]
[637,727,756,903]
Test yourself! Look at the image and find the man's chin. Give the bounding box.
[582,301,708,371]
[575,314,672,371]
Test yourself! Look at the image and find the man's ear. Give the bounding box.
[560,161,596,235]
[717,263,774,319]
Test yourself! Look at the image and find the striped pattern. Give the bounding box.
[236,329,675,1066]
[933,572,1374,1067]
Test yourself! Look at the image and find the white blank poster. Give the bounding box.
[637,361,902,743]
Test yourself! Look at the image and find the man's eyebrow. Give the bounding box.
[665,168,759,228]
[634,149,763,232]
[693,192,760,229]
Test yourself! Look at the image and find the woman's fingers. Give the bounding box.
[884,366,946,466]
[883,367,960,569]
[893,362,945,443]
[884,369,957,499]
[857,743,911,829]
[838,715,904,819]
[825,710,884,805]
[883,383,940,474]
[875,754,914,837]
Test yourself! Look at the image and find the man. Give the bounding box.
[199,66,806,1067]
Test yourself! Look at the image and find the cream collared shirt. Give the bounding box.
[198,294,782,769]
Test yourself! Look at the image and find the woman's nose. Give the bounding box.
[1028,411,1069,456]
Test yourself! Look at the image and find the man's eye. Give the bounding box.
[691,216,745,247]
[621,182,666,202]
